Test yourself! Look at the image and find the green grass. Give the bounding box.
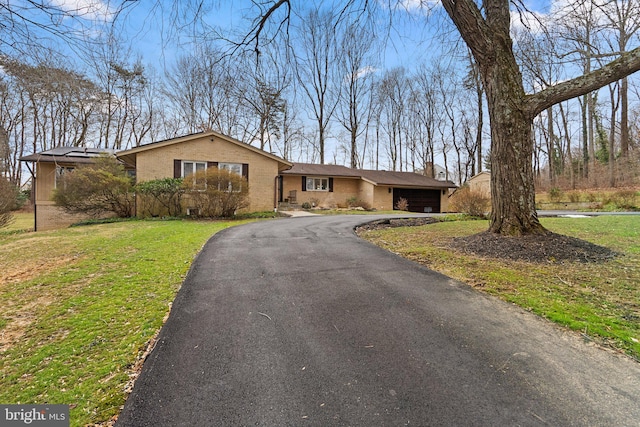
[1,211,35,233]
[359,216,640,360]
[0,218,251,426]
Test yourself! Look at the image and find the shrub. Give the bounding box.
[347,197,371,210]
[568,192,581,203]
[548,187,563,203]
[301,201,312,209]
[607,190,638,210]
[0,178,19,228]
[449,186,490,218]
[52,155,135,218]
[182,168,249,218]
[586,192,599,203]
[394,197,409,211]
[136,178,185,217]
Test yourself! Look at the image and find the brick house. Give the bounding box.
[279,163,456,213]
[21,131,457,230]
[117,131,292,216]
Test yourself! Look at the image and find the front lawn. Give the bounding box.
[359,216,640,360]
[0,219,250,426]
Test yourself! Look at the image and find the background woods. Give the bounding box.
[1,1,639,194]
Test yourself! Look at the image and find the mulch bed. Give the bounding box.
[357,218,617,264]
[356,217,439,231]
[451,230,617,264]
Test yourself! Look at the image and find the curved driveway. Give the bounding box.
[117,215,640,426]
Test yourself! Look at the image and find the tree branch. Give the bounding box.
[441,0,492,63]
[526,46,640,117]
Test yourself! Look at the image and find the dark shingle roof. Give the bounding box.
[282,163,457,189]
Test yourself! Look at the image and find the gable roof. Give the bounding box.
[281,163,457,189]
[116,131,291,168]
[20,147,115,164]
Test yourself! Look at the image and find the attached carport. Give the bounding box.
[393,188,442,213]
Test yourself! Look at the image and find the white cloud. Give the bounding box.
[344,66,378,84]
[510,9,547,35]
[49,0,116,22]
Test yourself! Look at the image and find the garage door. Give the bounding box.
[393,188,441,213]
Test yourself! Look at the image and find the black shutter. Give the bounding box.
[174,160,182,178]
[302,176,307,191]
[242,164,249,181]
[329,177,334,192]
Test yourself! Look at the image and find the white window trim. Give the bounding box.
[181,160,207,178]
[306,176,329,191]
[218,163,244,192]
[218,162,243,176]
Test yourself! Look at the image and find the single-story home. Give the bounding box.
[279,163,456,213]
[21,131,457,230]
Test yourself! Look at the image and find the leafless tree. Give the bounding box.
[336,21,377,168]
[294,9,341,164]
[600,0,640,158]
[239,49,288,151]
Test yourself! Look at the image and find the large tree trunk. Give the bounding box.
[483,57,545,235]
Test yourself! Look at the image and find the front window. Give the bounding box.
[182,161,207,178]
[219,162,242,176]
[219,163,243,192]
[182,161,207,189]
[306,177,329,191]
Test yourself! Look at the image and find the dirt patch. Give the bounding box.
[0,256,80,285]
[0,296,56,352]
[357,217,617,264]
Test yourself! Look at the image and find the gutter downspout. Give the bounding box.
[274,176,279,211]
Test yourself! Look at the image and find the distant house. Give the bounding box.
[21,131,457,230]
[280,163,457,213]
[466,171,491,196]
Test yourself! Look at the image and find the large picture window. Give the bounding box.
[306,177,329,191]
[219,163,244,192]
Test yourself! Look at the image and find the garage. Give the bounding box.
[393,188,442,213]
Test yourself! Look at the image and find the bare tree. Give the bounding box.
[240,50,288,151]
[377,67,409,171]
[600,0,640,159]
[294,9,341,164]
[336,21,377,168]
[0,1,135,57]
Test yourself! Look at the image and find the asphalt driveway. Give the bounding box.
[117,215,640,426]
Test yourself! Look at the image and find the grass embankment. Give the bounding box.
[359,216,640,360]
[0,217,249,426]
